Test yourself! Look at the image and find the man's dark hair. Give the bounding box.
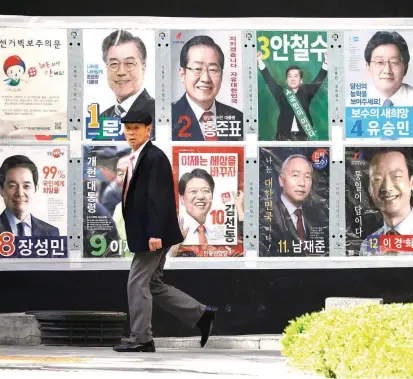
[369,147,413,178]
[102,30,147,65]
[286,65,303,79]
[364,31,410,66]
[180,35,225,70]
[178,168,215,196]
[0,155,38,189]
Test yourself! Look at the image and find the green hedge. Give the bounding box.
[281,303,413,378]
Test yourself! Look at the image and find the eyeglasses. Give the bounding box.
[185,66,222,77]
[107,60,138,72]
[370,60,403,69]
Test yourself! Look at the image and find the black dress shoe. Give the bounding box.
[196,305,217,348]
[113,340,155,352]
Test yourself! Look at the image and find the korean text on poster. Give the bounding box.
[345,30,413,139]
[0,146,67,259]
[0,28,68,140]
[345,147,413,256]
[171,146,244,257]
[83,145,133,258]
[83,29,156,141]
[256,31,328,141]
[170,30,244,141]
[259,147,330,257]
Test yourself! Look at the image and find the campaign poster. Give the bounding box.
[83,145,133,258]
[256,31,329,141]
[345,30,413,139]
[0,146,68,259]
[171,146,244,257]
[170,30,244,142]
[345,147,413,256]
[83,29,156,141]
[259,147,330,257]
[0,28,68,140]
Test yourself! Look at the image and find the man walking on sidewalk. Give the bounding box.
[113,111,216,353]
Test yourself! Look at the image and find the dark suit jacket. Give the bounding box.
[122,141,183,253]
[0,211,59,237]
[262,199,328,257]
[171,94,243,141]
[259,66,327,141]
[100,89,155,139]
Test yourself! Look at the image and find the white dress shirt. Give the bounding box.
[281,194,306,233]
[186,93,217,139]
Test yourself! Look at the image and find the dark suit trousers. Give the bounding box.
[127,248,206,343]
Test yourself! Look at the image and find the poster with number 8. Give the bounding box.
[0,145,68,259]
[256,31,329,141]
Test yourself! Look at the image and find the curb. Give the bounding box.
[124,334,282,350]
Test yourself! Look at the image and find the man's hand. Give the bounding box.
[170,216,189,257]
[324,50,328,65]
[149,238,162,252]
[232,190,244,221]
[257,51,263,62]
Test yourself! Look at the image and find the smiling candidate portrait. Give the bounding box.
[360,148,413,256]
[99,30,155,138]
[0,155,59,237]
[172,35,243,141]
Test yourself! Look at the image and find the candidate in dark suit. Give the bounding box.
[261,154,328,257]
[172,35,243,141]
[0,155,59,237]
[257,51,327,141]
[113,111,217,353]
[100,30,155,138]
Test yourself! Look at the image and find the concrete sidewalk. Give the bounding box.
[0,345,321,379]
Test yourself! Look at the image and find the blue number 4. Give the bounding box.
[351,120,363,137]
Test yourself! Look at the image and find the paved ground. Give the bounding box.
[0,345,321,378]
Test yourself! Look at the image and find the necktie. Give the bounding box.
[115,104,125,117]
[382,99,394,107]
[385,228,400,235]
[197,225,208,245]
[294,208,306,241]
[123,155,135,205]
[201,111,218,141]
[17,222,26,237]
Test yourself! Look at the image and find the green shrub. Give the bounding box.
[281,303,413,378]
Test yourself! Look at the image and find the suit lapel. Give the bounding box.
[0,211,12,233]
[31,216,41,237]
[279,201,300,241]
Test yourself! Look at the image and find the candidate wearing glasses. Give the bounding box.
[172,35,243,141]
[100,30,155,138]
[364,31,413,106]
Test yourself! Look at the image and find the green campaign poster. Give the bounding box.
[256,31,329,141]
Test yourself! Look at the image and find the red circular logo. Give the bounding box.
[52,149,61,158]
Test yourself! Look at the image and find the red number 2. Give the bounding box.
[178,116,192,138]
